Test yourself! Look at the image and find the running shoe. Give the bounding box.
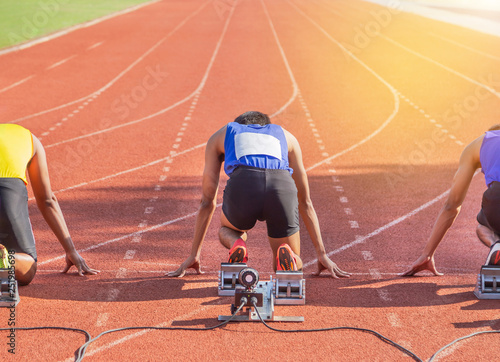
[228,238,248,263]
[276,244,298,271]
[487,241,500,266]
[0,244,11,269]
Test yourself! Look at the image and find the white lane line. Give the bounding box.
[428,32,500,62]
[349,221,359,229]
[28,143,206,201]
[387,313,402,327]
[303,188,450,268]
[397,92,464,147]
[107,288,120,302]
[94,266,126,328]
[0,0,162,57]
[369,268,382,280]
[0,75,34,93]
[10,0,212,124]
[87,41,104,51]
[46,55,77,70]
[115,268,127,278]
[361,250,374,261]
[95,313,109,327]
[380,34,500,98]
[124,250,136,260]
[377,289,392,302]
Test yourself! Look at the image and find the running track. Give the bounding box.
[1,0,499,360]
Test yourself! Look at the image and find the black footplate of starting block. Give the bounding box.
[274,271,305,305]
[218,263,248,296]
[0,269,19,307]
[474,265,500,300]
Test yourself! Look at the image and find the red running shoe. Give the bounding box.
[228,238,248,263]
[277,244,298,271]
[487,241,500,265]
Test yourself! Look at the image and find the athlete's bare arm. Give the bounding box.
[27,135,99,276]
[284,130,350,278]
[402,135,483,276]
[167,126,226,277]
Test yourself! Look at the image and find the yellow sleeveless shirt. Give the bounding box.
[0,124,34,184]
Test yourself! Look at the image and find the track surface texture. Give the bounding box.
[1,0,499,361]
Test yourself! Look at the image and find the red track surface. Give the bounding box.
[1,0,499,360]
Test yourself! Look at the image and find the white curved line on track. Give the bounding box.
[285,0,401,171]
[10,0,212,124]
[28,144,207,202]
[0,75,34,94]
[380,34,500,98]
[427,32,500,62]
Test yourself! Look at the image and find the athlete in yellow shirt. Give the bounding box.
[0,124,98,285]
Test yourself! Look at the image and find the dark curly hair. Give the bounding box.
[234,111,271,126]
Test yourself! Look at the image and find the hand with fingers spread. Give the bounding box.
[167,255,203,277]
[401,254,443,277]
[313,253,351,278]
[63,250,99,276]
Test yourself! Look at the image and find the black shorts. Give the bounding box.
[222,166,299,238]
[0,178,37,261]
[477,181,500,235]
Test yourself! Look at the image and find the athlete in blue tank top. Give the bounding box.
[403,124,500,277]
[168,111,351,279]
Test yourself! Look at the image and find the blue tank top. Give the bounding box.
[224,122,292,176]
[480,130,500,187]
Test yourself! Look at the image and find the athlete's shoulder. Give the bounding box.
[281,127,298,143]
[207,125,227,154]
[460,134,484,168]
[0,123,30,133]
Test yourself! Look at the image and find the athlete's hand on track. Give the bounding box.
[167,255,203,277]
[62,250,100,276]
[313,254,351,278]
[401,255,443,277]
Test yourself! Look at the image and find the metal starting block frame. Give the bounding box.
[274,271,305,305]
[0,269,19,307]
[474,265,500,299]
[218,263,247,296]
[218,263,305,322]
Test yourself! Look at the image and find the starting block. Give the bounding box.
[218,264,305,322]
[274,271,305,305]
[0,268,19,307]
[218,263,248,296]
[474,265,500,300]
